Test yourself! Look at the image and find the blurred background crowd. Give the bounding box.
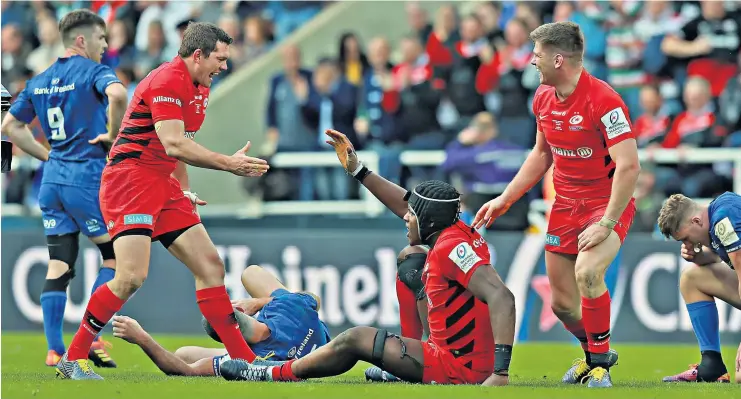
[3,0,741,235]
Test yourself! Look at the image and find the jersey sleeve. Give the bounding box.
[713,211,741,254]
[91,64,122,96]
[594,88,635,148]
[440,237,491,288]
[144,74,185,123]
[532,85,545,132]
[8,87,36,124]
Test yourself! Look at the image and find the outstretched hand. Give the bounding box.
[229,141,270,177]
[325,129,359,173]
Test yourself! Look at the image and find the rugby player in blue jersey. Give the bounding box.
[657,192,741,383]
[0,9,128,368]
[109,265,330,376]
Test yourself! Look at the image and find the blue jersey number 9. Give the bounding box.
[47,107,66,140]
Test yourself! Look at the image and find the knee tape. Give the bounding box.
[47,233,79,270]
[96,241,115,260]
[42,271,73,293]
[372,329,389,366]
[397,253,427,300]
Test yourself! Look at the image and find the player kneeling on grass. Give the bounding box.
[219,129,516,386]
[657,193,741,384]
[111,265,330,376]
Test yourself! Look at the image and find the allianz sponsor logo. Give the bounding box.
[33,82,76,95]
[550,146,593,158]
[184,131,197,140]
[152,96,182,106]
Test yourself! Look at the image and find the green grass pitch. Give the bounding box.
[2,333,739,399]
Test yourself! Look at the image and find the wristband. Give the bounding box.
[598,217,618,230]
[183,190,199,204]
[353,165,372,183]
[493,344,512,375]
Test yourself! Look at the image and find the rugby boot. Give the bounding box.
[45,350,63,367]
[365,366,402,382]
[221,359,271,381]
[562,348,618,384]
[56,352,103,380]
[585,366,612,388]
[662,364,730,383]
[88,337,117,368]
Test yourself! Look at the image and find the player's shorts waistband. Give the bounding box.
[555,194,611,201]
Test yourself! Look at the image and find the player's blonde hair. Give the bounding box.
[657,194,698,239]
[529,21,584,61]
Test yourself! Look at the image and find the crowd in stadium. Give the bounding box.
[3,1,741,233]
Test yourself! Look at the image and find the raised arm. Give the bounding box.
[325,129,408,218]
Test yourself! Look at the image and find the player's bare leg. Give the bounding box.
[166,224,256,362]
[573,232,621,387]
[85,233,118,368]
[663,263,740,383]
[241,265,287,298]
[174,347,227,364]
[58,235,152,380]
[221,326,425,383]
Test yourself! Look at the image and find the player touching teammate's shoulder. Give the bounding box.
[434,222,491,286]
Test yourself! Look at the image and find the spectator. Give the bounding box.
[569,1,608,81]
[217,13,243,65]
[662,77,728,197]
[338,32,369,87]
[426,4,459,66]
[1,24,31,93]
[25,16,65,76]
[476,1,504,46]
[431,14,499,131]
[243,16,273,65]
[496,17,536,148]
[269,1,323,40]
[405,2,433,45]
[630,165,664,233]
[134,20,169,81]
[440,111,528,231]
[719,51,741,145]
[604,1,645,117]
[634,85,671,148]
[357,37,403,185]
[264,44,315,200]
[105,19,137,70]
[661,0,741,98]
[552,1,575,23]
[300,57,359,201]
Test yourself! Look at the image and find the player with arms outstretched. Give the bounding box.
[473,22,641,388]
[220,129,516,386]
[657,193,741,384]
[0,10,128,368]
[110,265,330,377]
[56,22,269,380]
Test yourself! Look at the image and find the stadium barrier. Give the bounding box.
[245,148,741,223]
[2,220,739,344]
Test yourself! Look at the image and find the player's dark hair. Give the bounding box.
[178,22,233,58]
[529,21,584,61]
[405,180,461,244]
[58,9,107,47]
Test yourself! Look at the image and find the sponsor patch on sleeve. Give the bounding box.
[600,107,631,139]
[714,217,740,247]
[447,242,482,274]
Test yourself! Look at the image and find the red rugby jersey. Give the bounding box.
[107,56,210,175]
[423,221,494,374]
[532,70,635,198]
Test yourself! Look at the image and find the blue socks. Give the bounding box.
[40,291,67,354]
[686,301,721,353]
[91,267,116,340]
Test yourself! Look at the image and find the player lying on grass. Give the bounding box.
[219,129,516,386]
[111,265,330,376]
[657,193,741,384]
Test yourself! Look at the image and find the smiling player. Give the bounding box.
[56,22,269,380]
[473,22,640,388]
[657,193,741,384]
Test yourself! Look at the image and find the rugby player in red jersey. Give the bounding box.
[473,22,640,388]
[220,129,516,386]
[56,22,269,380]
